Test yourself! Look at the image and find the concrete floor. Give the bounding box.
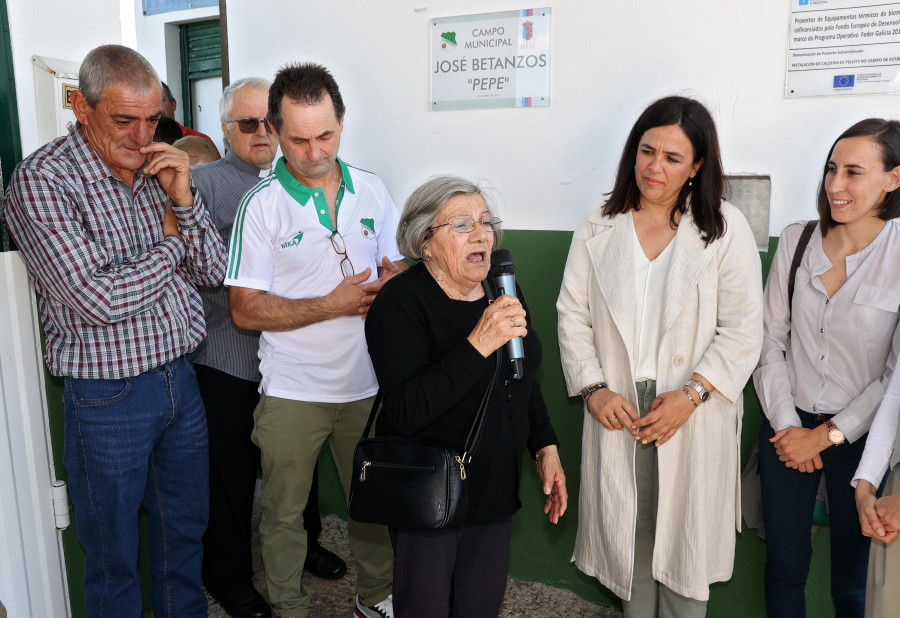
[205,482,622,618]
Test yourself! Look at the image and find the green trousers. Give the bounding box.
[251,394,392,618]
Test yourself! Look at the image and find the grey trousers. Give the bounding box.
[622,380,708,618]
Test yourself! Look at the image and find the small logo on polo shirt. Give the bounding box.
[280,231,304,249]
[360,218,375,239]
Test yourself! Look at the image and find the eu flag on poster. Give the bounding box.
[833,75,855,88]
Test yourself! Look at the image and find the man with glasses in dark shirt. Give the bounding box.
[191,76,347,618]
[225,63,405,618]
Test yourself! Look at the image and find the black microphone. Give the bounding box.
[489,249,524,380]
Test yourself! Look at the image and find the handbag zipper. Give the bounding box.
[359,460,438,481]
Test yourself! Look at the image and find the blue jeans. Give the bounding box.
[63,354,209,618]
[758,412,875,618]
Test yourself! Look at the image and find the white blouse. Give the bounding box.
[753,220,900,443]
[632,221,675,382]
[853,367,900,487]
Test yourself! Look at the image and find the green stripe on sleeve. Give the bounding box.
[228,177,273,280]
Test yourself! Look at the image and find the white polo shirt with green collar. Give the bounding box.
[225,156,402,403]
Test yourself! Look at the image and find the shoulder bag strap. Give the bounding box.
[787,220,817,319]
[360,277,504,454]
[461,349,502,462]
[461,277,505,461]
[359,352,501,451]
[360,391,383,440]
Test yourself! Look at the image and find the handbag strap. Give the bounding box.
[360,391,383,440]
[359,277,505,459]
[787,220,817,319]
[461,346,503,462]
[461,276,504,460]
[359,350,502,455]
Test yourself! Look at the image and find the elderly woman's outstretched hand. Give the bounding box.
[467,294,527,357]
[537,445,567,524]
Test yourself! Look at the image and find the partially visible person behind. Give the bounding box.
[226,63,401,618]
[191,76,347,618]
[3,44,226,617]
[364,176,567,617]
[174,135,220,167]
[155,115,185,144]
[557,96,763,617]
[161,80,220,155]
[855,345,900,618]
[191,75,279,618]
[754,118,900,618]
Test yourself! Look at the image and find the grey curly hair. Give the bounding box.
[396,176,501,261]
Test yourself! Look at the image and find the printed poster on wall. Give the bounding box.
[430,8,551,111]
[786,0,900,97]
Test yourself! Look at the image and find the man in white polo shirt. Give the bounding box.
[225,63,403,618]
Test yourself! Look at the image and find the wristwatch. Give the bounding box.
[824,419,845,445]
[685,379,711,403]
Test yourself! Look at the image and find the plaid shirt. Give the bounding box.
[2,126,227,379]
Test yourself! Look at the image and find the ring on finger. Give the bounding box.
[607,415,615,421]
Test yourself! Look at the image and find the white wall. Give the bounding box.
[132,0,218,126]
[225,0,900,236]
[7,1,220,156]
[6,0,124,156]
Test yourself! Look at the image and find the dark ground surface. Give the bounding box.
[203,482,622,617]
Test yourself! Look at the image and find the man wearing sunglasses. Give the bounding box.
[226,63,405,618]
[192,76,350,618]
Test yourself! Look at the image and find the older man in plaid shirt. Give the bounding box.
[3,45,226,618]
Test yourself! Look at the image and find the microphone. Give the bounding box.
[490,249,524,380]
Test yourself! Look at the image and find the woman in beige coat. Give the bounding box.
[557,96,764,617]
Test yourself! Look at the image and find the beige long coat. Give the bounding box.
[557,203,764,601]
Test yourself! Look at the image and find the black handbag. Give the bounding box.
[348,351,501,530]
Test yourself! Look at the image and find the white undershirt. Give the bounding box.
[633,222,675,382]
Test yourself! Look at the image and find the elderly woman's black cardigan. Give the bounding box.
[364,262,559,525]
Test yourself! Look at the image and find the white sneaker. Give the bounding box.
[354,593,393,618]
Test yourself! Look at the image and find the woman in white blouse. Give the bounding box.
[753,118,900,618]
[557,96,763,617]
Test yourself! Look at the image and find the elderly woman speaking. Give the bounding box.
[364,176,567,618]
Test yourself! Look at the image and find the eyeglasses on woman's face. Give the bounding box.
[429,216,502,235]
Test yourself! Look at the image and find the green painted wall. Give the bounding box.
[42,229,838,617]
[492,230,834,616]
[0,0,22,251]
